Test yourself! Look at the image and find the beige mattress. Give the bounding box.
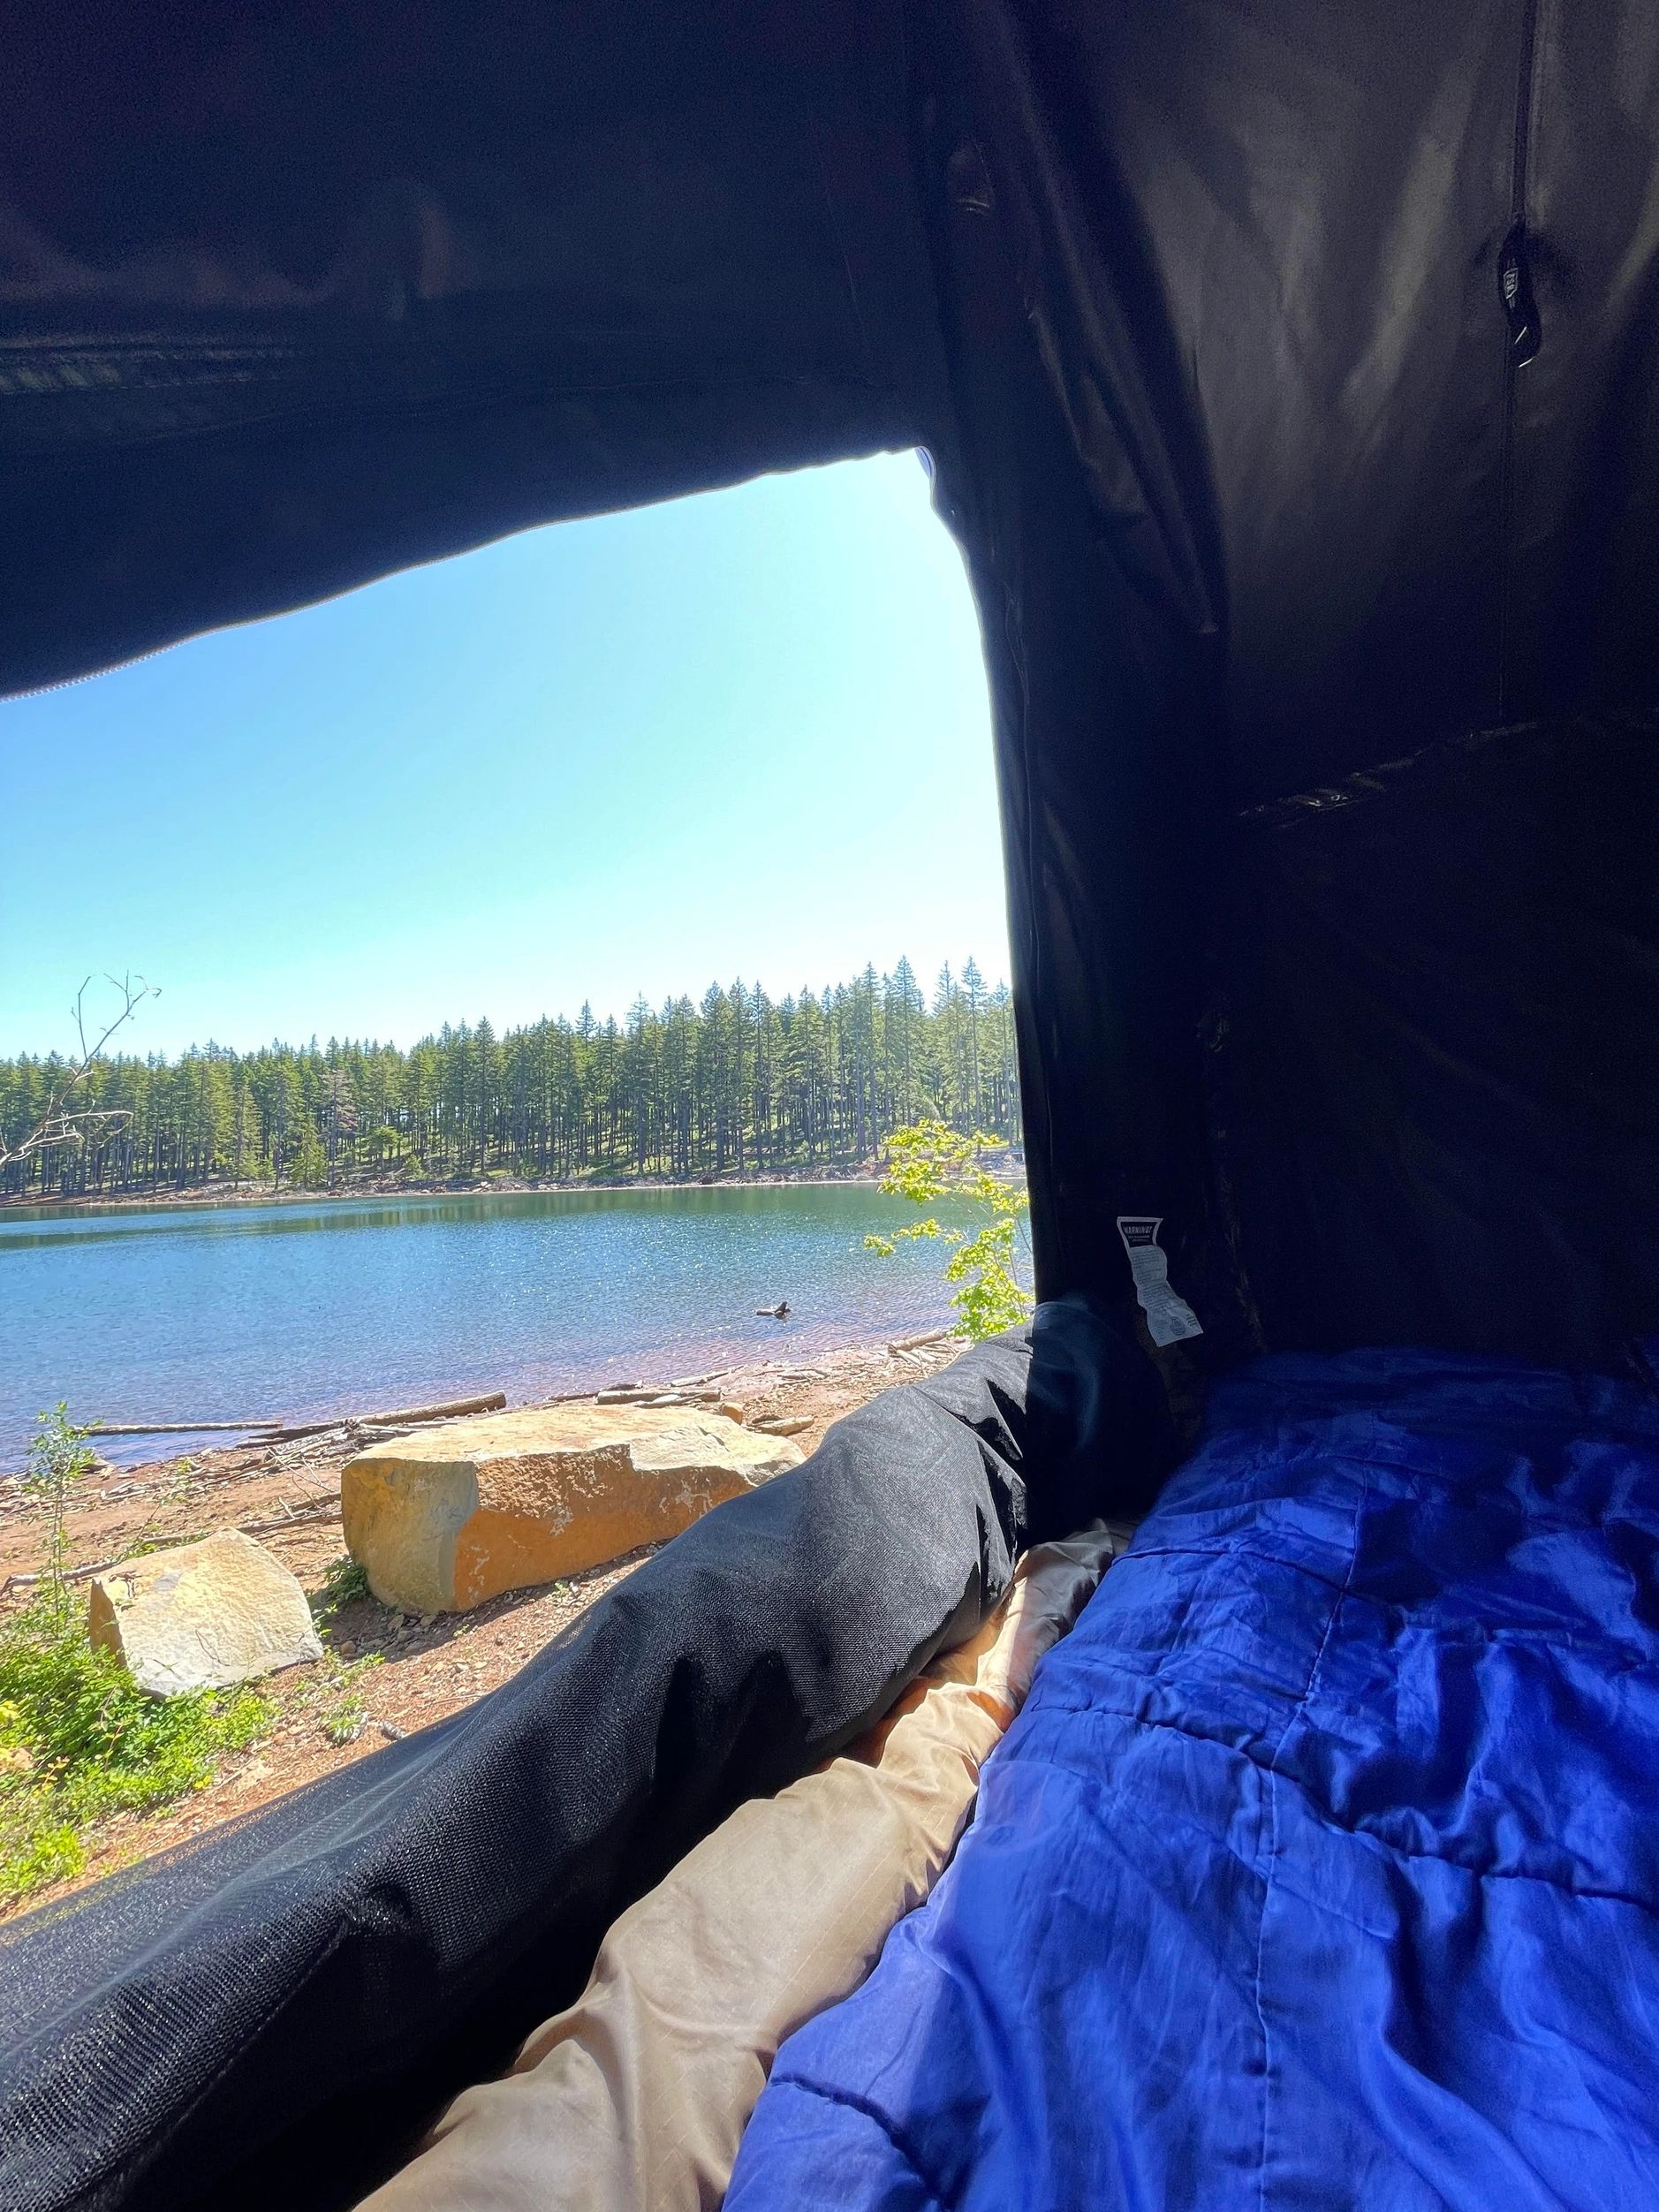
[361,1522,1125,2212]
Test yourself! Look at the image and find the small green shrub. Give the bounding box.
[20,1402,93,1639]
[311,1553,371,1625]
[288,1643,382,1746]
[303,1558,383,1746]
[0,1595,269,1905]
[0,1405,270,1907]
[318,1652,382,1746]
[865,1119,1033,1340]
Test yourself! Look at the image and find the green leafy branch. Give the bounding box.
[864,1118,1032,1340]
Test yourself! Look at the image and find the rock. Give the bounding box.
[341,1404,805,1614]
[87,1531,322,1698]
[716,1401,746,1423]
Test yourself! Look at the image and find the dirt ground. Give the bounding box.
[0,1333,958,1920]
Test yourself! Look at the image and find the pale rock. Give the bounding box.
[341,1404,804,1614]
[88,1531,322,1698]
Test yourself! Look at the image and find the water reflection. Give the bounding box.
[0,1186,986,1468]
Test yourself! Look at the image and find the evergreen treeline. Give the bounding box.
[1,958,1019,1201]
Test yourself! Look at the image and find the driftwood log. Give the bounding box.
[89,1391,507,1443]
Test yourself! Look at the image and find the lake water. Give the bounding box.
[0,1185,983,1470]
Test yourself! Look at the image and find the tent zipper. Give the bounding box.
[1496,0,1542,722]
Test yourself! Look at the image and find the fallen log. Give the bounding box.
[354,1391,507,1428]
[92,1391,507,1445]
[89,1420,283,1438]
[2,1558,115,1597]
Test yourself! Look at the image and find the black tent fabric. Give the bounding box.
[0,1307,1169,2212]
[4,4,1657,2204]
[910,0,1659,1367]
[4,0,1655,1368]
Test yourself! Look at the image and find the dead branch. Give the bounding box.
[0,973,160,1174]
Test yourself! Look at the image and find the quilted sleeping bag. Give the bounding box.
[727,1349,1659,2210]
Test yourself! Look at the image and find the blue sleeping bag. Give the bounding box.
[727,1350,1659,2210]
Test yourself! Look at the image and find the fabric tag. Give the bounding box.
[1116,1216,1204,1346]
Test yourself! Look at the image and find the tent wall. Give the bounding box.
[914,0,1659,1363]
[907,0,1245,1361]
[5,2,1654,1370]
[4,0,1656,1369]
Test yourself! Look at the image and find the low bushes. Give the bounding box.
[0,1591,269,1901]
[0,1405,271,1906]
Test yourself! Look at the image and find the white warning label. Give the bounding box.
[1116,1216,1204,1347]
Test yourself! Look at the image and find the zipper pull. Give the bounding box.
[1499,222,1542,367]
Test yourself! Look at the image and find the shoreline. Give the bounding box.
[0,1334,961,1916]
[0,1164,913,1218]
[2,1332,957,1511]
[2,1309,967,1478]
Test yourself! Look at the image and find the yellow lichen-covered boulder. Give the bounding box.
[340,1405,805,1615]
[87,1530,322,1697]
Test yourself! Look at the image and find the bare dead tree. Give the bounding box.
[0,973,159,1176]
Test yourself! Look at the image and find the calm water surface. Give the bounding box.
[0,1186,981,1469]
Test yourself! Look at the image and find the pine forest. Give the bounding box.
[1,958,1020,1201]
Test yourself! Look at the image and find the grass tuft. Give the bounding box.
[305,1557,385,1745]
[311,1554,372,1624]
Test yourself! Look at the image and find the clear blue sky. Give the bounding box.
[1,452,1010,1061]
